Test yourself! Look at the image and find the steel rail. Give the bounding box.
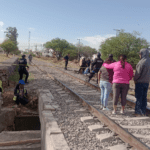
[52,67,150,114]
[32,62,150,150]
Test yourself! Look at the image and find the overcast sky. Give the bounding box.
[0,0,150,51]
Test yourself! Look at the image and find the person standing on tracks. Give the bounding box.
[78,57,87,74]
[18,55,29,84]
[64,53,70,70]
[28,53,32,64]
[103,55,133,114]
[87,52,103,83]
[98,54,116,110]
[134,48,150,117]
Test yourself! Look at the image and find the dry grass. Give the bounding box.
[0,53,13,63]
[34,57,79,69]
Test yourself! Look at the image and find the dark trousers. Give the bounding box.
[16,96,29,105]
[19,68,29,83]
[65,61,68,69]
[135,83,149,115]
[79,65,86,73]
[88,69,99,82]
[113,83,129,106]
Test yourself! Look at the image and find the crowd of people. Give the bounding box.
[13,53,33,106]
[64,48,150,117]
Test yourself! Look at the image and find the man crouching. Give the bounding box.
[13,80,29,105]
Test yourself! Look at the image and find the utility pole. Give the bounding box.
[77,39,81,61]
[113,29,120,37]
[28,31,31,52]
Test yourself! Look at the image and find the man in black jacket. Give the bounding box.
[18,55,29,83]
[64,53,70,70]
[87,52,103,83]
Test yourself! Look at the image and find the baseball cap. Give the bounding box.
[109,54,113,57]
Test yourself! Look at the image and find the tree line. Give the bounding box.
[0,27,149,69]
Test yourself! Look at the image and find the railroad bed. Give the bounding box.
[32,59,150,150]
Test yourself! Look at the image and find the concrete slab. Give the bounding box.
[51,105,60,109]
[46,92,54,100]
[81,116,94,123]
[121,125,150,129]
[65,100,75,103]
[55,89,63,91]
[109,117,124,121]
[74,109,88,114]
[133,134,150,139]
[0,131,41,142]
[60,94,68,97]
[96,133,114,142]
[44,104,56,111]
[46,121,62,134]
[108,144,127,150]
[125,117,150,121]
[49,133,70,150]
[0,143,41,150]
[88,125,104,132]
[57,91,66,94]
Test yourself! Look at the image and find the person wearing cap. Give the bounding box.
[13,80,29,105]
[87,52,103,83]
[18,55,29,83]
[134,48,150,117]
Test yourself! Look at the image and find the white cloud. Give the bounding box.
[28,27,35,31]
[0,21,4,27]
[82,34,115,50]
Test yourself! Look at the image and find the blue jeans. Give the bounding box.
[135,83,149,115]
[100,81,112,107]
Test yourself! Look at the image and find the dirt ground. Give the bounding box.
[0,54,13,63]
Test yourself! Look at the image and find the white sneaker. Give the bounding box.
[112,110,117,114]
[100,105,103,109]
[120,110,125,114]
[103,107,110,111]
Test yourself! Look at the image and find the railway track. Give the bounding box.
[32,59,150,150]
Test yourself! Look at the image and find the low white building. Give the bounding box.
[42,48,54,57]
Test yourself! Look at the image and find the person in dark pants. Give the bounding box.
[18,55,29,84]
[87,52,103,83]
[78,57,87,73]
[13,80,29,105]
[28,54,32,64]
[103,55,133,114]
[86,58,91,67]
[64,53,70,70]
[134,48,150,117]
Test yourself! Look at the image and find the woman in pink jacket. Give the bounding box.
[103,55,133,114]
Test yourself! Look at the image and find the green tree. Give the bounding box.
[100,30,149,68]
[4,27,18,45]
[44,38,70,55]
[79,46,97,58]
[0,40,17,57]
[44,38,78,60]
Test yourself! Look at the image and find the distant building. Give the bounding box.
[42,48,54,57]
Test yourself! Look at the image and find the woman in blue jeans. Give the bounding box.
[98,55,116,110]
